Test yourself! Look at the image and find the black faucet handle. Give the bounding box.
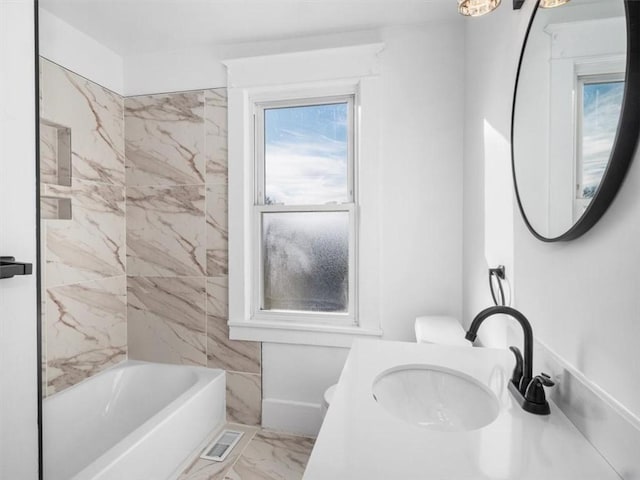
[524,373,555,405]
[537,372,554,387]
[508,346,524,388]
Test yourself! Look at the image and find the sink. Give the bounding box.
[372,365,500,432]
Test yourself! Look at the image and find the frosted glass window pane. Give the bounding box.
[264,102,349,205]
[580,80,624,199]
[262,212,349,313]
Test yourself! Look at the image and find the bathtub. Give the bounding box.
[43,361,226,480]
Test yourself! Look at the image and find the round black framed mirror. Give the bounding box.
[511,0,640,242]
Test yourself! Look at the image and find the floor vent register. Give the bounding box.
[200,429,244,462]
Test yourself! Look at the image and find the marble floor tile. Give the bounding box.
[45,180,126,287]
[125,91,205,186]
[205,89,228,186]
[178,423,258,480]
[223,469,241,480]
[206,277,261,374]
[127,185,206,276]
[206,184,228,276]
[179,427,315,480]
[46,276,127,395]
[225,431,315,480]
[227,372,262,426]
[127,276,207,366]
[40,58,125,185]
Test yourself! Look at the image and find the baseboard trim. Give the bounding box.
[261,398,323,437]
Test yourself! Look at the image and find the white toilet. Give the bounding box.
[320,384,337,419]
[321,315,471,420]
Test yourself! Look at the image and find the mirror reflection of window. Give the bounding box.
[575,74,624,219]
[512,0,628,240]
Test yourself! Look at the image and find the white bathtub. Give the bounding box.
[43,361,226,480]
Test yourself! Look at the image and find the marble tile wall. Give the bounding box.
[40,62,261,422]
[127,276,206,366]
[39,58,126,396]
[125,89,262,426]
[40,59,125,185]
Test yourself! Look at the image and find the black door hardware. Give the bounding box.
[0,257,33,279]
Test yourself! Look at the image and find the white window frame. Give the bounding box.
[224,44,385,347]
[252,94,358,326]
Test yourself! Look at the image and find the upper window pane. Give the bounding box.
[264,101,350,205]
[579,79,624,199]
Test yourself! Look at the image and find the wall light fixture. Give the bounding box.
[539,0,571,7]
[457,0,501,17]
[458,0,570,16]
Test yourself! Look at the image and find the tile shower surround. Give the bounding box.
[124,88,261,426]
[40,59,261,425]
[40,58,126,396]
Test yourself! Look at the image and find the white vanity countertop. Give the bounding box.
[303,339,620,480]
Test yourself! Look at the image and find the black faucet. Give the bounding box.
[465,305,554,415]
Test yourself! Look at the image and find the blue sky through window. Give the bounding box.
[581,80,624,198]
[264,102,349,205]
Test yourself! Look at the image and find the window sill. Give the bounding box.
[228,320,383,348]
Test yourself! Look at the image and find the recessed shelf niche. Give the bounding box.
[41,196,72,220]
[40,119,72,220]
[40,119,71,187]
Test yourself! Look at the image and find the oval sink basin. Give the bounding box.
[372,365,499,432]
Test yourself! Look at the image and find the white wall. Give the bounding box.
[462,3,529,345]
[261,344,350,436]
[0,1,39,477]
[464,2,640,476]
[516,150,640,417]
[464,0,640,417]
[378,24,464,341]
[39,8,123,94]
[123,30,383,96]
[43,15,465,436]
[262,22,465,434]
[124,46,226,96]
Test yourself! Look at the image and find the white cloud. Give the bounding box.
[265,139,348,205]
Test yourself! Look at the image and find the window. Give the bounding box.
[575,73,624,218]
[225,44,384,345]
[253,96,357,325]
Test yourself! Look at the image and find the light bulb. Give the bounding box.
[458,0,502,16]
[539,0,570,8]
